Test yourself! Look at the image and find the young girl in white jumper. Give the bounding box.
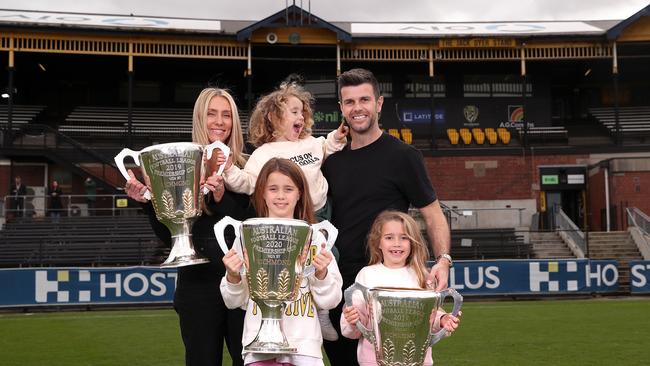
[341,210,461,366]
[221,158,343,366]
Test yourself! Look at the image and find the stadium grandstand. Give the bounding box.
[1,0,650,308]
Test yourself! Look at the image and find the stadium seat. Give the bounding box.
[459,128,473,144]
[400,128,413,145]
[388,128,401,140]
[447,128,460,145]
[485,128,498,144]
[472,128,485,145]
[497,128,511,144]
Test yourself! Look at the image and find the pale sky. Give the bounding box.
[0,0,648,22]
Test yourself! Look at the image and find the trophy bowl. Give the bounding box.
[215,216,338,353]
[115,141,229,267]
[345,284,463,366]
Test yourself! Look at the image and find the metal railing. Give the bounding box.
[627,207,650,236]
[444,206,527,229]
[2,193,140,219]
[554,207,587,256]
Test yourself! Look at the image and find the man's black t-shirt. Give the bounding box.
[322,133,437,281]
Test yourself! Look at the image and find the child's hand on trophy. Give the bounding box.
[203,172,226,202]
[223,248,243,284]
[312,242,332,280]
[125,169,149,203]
[343,305,360,324]
[439,310,462,333]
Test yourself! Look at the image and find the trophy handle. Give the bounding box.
[114,148,151,200]
[214,216,242,255]
[428,288,464,346]
[310,220,338,252]
[204,140,231,175]
[202,141,231,195]
[343,282,375,343]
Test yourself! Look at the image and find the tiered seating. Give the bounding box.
[400,128,413,145]
[0,215,165,267]
[450,228,530,260]
[589,106,650,138]
[497,128,511,144]
[471,128,485,145]
[447,128,460,145]
[58,106,193,137]
[0,104,45,129]
[446,127,512,146]
[485,128,498,144]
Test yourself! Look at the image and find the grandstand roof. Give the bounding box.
[1,1,648,39]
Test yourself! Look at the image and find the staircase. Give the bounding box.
[530,231,575,259]
[587,231,643,292]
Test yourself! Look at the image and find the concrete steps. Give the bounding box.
[530,231,574,259]
[587,231,642,292]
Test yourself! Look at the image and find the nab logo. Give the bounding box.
[529,261,579,292]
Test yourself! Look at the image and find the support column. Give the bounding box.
[127,43,134,148]
[520,45,528,148]
[612,42,621,146]
[428,46,436,150]
[5,36,15,147]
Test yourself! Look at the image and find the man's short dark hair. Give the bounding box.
[337,68,380,100]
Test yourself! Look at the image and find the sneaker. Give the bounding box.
[318,310,339,341]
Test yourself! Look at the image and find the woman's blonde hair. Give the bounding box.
[367,210,430,288]
[247,82,314,147]
[252,158,315,224]
[191,88,246,168]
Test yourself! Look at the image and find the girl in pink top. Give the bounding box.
[341,210,462,365]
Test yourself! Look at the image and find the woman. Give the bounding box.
[124,88,251,366]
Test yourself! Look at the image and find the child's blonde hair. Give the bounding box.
[247,82,314,147]
[367,210,430,288]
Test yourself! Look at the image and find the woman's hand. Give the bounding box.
[343,305,360,324]
[202,172,226,202]
[124,169,149,203]
[222,248,243,284]
[312,242,332,280]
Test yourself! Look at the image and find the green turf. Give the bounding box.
[1,298,649,365]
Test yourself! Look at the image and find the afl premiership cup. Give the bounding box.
[114,140,229,267]
[344,284,463,366]
[214,216,337,353]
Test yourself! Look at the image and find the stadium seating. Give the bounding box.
[517,126,568,144]
[0,215,165,267]
[447,128,460,145]
[497,128,511,144]
[400,128,413,145]
[459,128,472,144]
[0,105,46,129]
[588,106,650,141]
[388,128,401,140]
[485,128,498,144]
[451,228,530,260]
[58,106,193,137]
[472,128,485,145]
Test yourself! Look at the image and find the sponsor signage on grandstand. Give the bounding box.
[351,22,604,36]
[539,166,587,190]
[630,260,650,294]
[400,108,445,124]
[0,267,177,307]
[439,38,517,48]
[449,259,619,295]
[0,10,221,32]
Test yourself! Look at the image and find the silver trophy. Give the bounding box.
[215,216,337,353]
[344,284,463,366]
[115,141,230,267]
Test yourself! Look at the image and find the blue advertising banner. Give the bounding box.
[449,259,619,295]
[0,260,622,307]
[630,260,650,294]
[0,266,177,307]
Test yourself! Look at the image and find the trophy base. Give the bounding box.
[244,342,297,354]
[160,256,210,268]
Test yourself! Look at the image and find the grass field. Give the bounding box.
[1,298,649,365]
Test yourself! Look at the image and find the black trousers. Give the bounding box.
[174,284,245,366]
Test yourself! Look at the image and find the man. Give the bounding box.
[84,177,97,215]
[322,68,451,365]
[10,176,27,218]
